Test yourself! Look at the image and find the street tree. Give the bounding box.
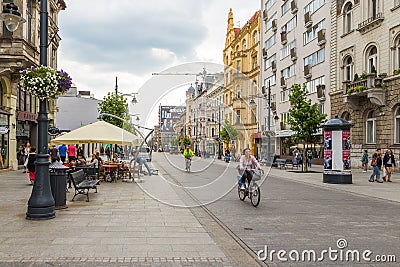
[220,119,238,149]
[98,92,132,132]
[288,84,327,172]
[182,135,191,148]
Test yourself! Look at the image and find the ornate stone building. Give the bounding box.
[0,0,65,169]
[330,0,400,166]
[223,9,260,158]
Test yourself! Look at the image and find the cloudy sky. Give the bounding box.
[58,0,260,126]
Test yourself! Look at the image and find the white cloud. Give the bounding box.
[58,0,259,124]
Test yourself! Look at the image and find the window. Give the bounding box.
[304,76,325,94]
[266,0,277,11]
[394,36,400,71]
[281,16,297,34]
[237,60,241,73]
[281,64,296,78]
[253,31,258,45]
[265,53,276,69]
[370,0,378,18]
[304,0,325,15]
[265,74,277,86]
[281,112,290,123]
[26,0,33,44]
[280,90,291,102]
[236,110,241,124]
[253,56,257,69]
[303,19,325,45]
[281,40,296,59]
[237,85,241,98]
[281,1,291,16]
[343,3,352,34]
[344,56,353,81]
[395,107,400,143]
[366,110,376,144]
[367,46,377,73]
[304,48,325,67]
[266,13,277,31]
[265,34,277,49]
[253,80,258,96]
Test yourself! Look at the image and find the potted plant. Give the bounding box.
[19,65,72,100]
[394,69,400,75]
[353,73,359,82]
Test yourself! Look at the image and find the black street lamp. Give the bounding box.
[26,0,55,220]
[114,76,138,105]
[0,1,26,32]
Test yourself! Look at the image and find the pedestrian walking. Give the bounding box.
[50,145,59,163]
[67,144,76,162]
[26,147,37,185]
[369,150,383,183]
[383,149,396,182]
[307,149,313,168]
[361,150,369,172]
[58,144,67,163]
[23,142,30,173]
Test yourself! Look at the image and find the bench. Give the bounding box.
[70,169,100,202]
[275,158,288,169]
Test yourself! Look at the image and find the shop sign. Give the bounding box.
[16,127,29,137]
[17,111,37,122]
[0,126,9,134]
[48,127,60,136]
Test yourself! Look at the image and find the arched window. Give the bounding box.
[395,107,400,143]
[366,110,376,144]
[371,0,378,18]
[394,36,400,71]
[367,46,378,73]
[344,56,353,81]
[343,3,352,33]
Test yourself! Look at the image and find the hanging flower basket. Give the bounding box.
[19,65,72,100]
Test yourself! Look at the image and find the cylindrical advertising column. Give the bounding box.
[322,115,353,184]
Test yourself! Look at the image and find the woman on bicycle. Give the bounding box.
[239,148,261,190]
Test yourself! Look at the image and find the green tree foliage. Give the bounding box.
[220,119,238,147]
[182,135,192,147]
[288,84,327,171]
[98,92,129,129]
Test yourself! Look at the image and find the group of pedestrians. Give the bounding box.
[368,148,396,183]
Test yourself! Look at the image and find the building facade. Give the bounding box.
[0,0,65,169]
[330,0,400,165]
[260,0,331,156]
[223,9,261,158]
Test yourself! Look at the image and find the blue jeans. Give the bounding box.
[137,157,151,175]
[370,166,381,181]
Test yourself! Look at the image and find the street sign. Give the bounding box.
[0,126,9,134]
[48,127,60,136]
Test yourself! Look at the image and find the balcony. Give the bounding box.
[291,1,298,14]
[343,74,386,109]
[281,32,287,45]
[262,47,268,58]
[290,47,297,61]
[357,12,384,34]
[271,19,277,32]
[304,65,312,79]
[316,84,326,101]
[271,60,277,72]
[280,76,286,89]
[304,12,312,28]
[317,29,326,46]
[263,9,268,21]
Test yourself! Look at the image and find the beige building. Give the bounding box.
[330,0,400,165]
[260,0,331,156]
[223,9,261,158]
[0,0,65,169]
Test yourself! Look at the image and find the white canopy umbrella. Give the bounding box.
[50,120,140,145]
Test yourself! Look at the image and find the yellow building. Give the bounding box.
[223,9,260,158]
[0,0,65,169]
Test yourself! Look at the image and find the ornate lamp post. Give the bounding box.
[217,104,222,159]
[26,0,55,220]
[0,1,26,32]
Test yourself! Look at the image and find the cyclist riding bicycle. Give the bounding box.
[238,148,261,190]
[183,146,194,160]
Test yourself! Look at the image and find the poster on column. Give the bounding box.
[323,130,332,170]
[342,130,351,170]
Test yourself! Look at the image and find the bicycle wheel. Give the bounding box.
[250,184,261,207]
[238,186,246,201]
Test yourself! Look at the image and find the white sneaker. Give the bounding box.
[362,171,367,173]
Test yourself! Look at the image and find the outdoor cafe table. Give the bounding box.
[102,162,123,182]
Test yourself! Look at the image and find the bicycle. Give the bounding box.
[185,157,192,172]
[237,168,264,207]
